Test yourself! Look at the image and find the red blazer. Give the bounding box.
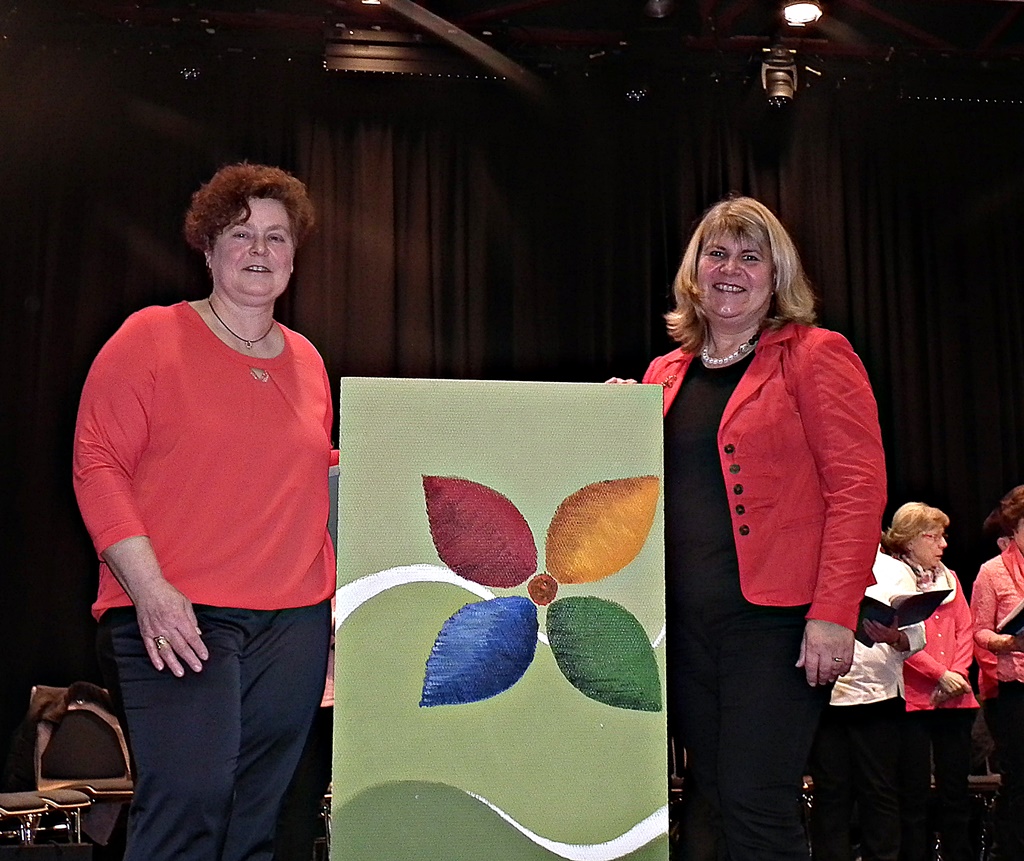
[643,323,886,630]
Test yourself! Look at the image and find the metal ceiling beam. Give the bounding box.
[977,6,1023,53]
[842,0,957,52]
[359,0,551,106]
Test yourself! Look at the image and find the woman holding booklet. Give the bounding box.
[807,543,925,861]
[883,503,978,861]
[972,485,1024,859]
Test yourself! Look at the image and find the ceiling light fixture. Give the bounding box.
[762,44,798,107]
[782,2,823,27]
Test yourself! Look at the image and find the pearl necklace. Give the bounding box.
[208,297,274,349]
[700,333,760,367]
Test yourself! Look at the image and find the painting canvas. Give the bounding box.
[333,378,667,861]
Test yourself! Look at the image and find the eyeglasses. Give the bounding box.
[921,532,947,542]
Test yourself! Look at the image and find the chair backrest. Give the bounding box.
[31,685,131,787]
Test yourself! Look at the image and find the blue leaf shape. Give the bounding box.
[420,597,538,707]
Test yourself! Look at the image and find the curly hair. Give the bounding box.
[665,196,817,351]
[183,163,316,252]
[880,502,949,557]
[999,485,1024,536]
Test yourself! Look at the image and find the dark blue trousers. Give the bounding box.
[97,601,330,861]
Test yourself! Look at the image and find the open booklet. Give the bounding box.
[855,589,951,646]
[996,597,1024,636]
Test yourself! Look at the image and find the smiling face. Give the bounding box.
[696,232,775,337]
[206,197,295,308]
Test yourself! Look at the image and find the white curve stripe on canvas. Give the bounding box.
[335,564,496,631]
[465,791,669,861]
[335,564,666,649]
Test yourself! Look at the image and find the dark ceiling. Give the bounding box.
[9,1,1024,97]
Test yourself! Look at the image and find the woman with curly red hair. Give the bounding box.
[74,163,334,861]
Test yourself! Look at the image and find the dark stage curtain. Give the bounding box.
[2,31,1023,749]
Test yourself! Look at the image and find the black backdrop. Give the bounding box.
[2,23,1024,751]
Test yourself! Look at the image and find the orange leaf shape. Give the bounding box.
[545,476,659,584]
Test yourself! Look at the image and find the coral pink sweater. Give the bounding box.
[74,302,335,619]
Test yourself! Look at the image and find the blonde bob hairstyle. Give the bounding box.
[880,502,950,557]
[665,196,817,351]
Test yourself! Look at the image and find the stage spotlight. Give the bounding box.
[644,0,675,19]
[782,2,823,27]
[761,44,798,107]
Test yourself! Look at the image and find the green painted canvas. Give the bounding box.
[333,378,667,861]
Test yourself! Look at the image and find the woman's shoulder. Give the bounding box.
[642,346,688,382]
[871,548,914,583]
[767,323,870,387]
[977,554,1009,579]
[116,302,191,335]
[764,322,853,353]
[278,322,327,367]
[96,303,191,360]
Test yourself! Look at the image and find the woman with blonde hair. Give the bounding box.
[881,503,978,861]
[610,195,886,860]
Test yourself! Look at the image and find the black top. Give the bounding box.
[664,353,752,622]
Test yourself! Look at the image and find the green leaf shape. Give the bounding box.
[546,596,662,712]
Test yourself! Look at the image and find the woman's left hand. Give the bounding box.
[797,619,854,686]
[931,670,972,705]
[861,618,910,651]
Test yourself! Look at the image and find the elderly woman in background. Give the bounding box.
[73,163,335,861]
[808,540,925,861]
[881,503,978,861]
[611,195,887,860]
[972,485,1024,860]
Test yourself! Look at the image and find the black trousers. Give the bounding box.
[898,707,976,861]
[274,706,333,861]
[808,697,905,861]
[97,602,330,861]
[670,608,829,861]
[988,681,1024,860]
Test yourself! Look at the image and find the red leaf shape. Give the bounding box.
[423,476,537,588]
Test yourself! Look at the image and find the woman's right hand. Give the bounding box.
[132,577,208,677]
[102,535,209,676]
[604,377,637,385]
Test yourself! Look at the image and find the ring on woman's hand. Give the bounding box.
[832,656,843,663]
[154,636,170,650]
